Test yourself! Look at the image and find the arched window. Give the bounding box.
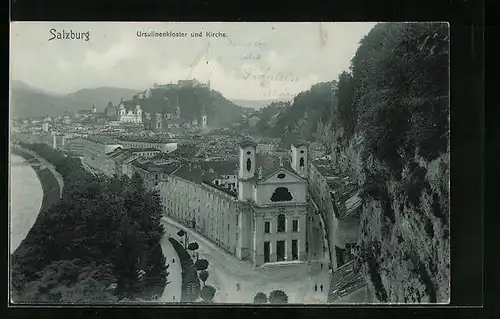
[246,158,252,172]
[271,187,293,202]
[299,157,305,168]
[277,214,286,232]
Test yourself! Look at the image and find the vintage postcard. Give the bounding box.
[9,22,450,305]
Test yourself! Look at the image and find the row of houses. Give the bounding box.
[308,158,362,268]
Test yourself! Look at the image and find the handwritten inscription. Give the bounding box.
[261,89,294,98]
[227,39,266,48]
[242,52,262,60]
[242,66,299,82]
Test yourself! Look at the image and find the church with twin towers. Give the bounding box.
[158,139,310,266]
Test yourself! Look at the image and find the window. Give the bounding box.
[271,187,293,202]
[236,233,239,241]
[277,214,286,233]
[264,221,270,233]
[246,158,252,172]
[300,157,305,168]
[277,173,286,179]
[292,220,299,232]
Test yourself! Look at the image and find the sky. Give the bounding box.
[10,22,376,100]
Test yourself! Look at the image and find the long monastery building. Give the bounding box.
[158,140,311,266]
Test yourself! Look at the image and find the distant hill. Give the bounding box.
[230,98,293,110]
[234,82,338,146]
[68,87,139,109]
[10,81,65,96]
[124,84,245,127]
[10,81,139,119]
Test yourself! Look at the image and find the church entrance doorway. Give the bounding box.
[264,241,270,263]
[276,240,285,261]
[292,239,298,260]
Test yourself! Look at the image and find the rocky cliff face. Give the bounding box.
[322,22,450,303]
[329,120,450,303]
[344,143,450,303]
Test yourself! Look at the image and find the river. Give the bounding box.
[10,154,44,254]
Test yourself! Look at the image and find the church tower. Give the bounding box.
[291,142,309,178]
[201,104,208,129]
[118,99,126,122]
[175,94,181,119]
[135,105,142,123]
[238,140,257,201]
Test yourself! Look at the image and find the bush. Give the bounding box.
[253,292,268,304]
[177,230,186,237]
[269,290,288,304]
[188,242,199,251]
[200,285,216,302]
[194,259,209,271]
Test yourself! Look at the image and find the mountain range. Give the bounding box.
[9,80,287,119]
[10,81,139,119]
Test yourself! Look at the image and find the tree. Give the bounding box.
[11,147,169,302]
[269,290,288,304]
[253,292,268,304]
[200,285,216,302]
[177,229,187,248]
[187,242,199,259]
[194,259,209,271]
[183,267,201,302]
[199,270,209,286]
[188,242,199,251]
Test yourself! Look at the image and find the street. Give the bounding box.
[161,216,331,304]
[157,232,182,303]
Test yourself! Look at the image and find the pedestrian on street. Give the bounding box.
[314,284,317,292]
[172,258,175,263]
[321,263,323,271]
[320,284,324,292]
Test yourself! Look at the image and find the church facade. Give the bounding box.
[118,101,142,124]
[237,141,308,265]
[158,140,310,266]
